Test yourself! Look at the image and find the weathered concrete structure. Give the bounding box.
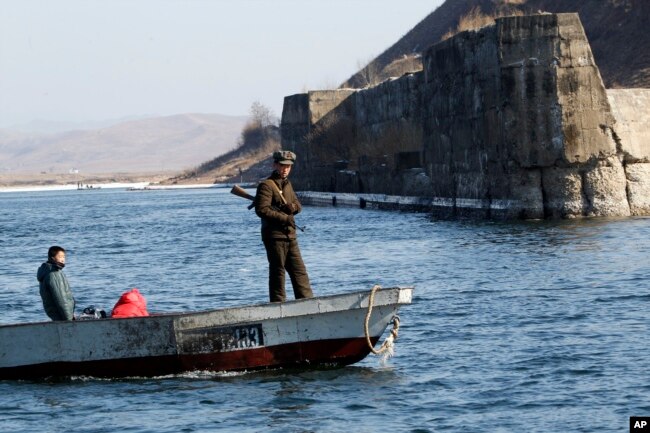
[281,13,650,219]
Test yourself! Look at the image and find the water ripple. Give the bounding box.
[1,189,650,432]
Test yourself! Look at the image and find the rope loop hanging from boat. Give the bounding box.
[364,284,400,359]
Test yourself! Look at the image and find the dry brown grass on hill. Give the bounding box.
[341,0,650,90]
[382,54,423,79]
[441,6,524,40]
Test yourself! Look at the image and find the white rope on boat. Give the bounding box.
[364,284,401,360]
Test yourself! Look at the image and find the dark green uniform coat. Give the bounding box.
[255,173,313,302]
[37,261,75,321]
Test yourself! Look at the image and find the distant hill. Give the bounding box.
[0,113,248,174]
[3,116,153,135]
[342,0,650,89]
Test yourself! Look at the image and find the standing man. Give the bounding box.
[255,150,313,303]
[37,245,75,321]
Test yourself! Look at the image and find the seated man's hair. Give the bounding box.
[48,245,66,259]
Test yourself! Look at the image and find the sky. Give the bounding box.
[0,0,444,129]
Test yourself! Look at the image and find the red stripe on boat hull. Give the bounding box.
[0,337,379,380]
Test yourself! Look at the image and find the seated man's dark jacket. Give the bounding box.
[37,261,75,321]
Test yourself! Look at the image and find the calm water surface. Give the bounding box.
[0,188,649,432]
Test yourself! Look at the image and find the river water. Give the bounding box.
[0,187,648,432]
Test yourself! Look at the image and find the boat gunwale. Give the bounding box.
[0,287,413,330]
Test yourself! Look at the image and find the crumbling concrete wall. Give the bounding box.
[421,13,622,219]
[282,90,356,192]
[282,77,429,196]
[354,73,427,196]
[281,13,650,219]
[608,89,650,215]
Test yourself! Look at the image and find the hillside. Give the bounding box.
[342,0,650,89]
[0,113,248,175]
[166,125,280,185]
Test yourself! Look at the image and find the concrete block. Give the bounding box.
[583,157,630,217]
[335,170,360,194]
[428,162,454,198]
[455,171,488,201]
[399,168,432,196]
[625,163,650,216]
[281,93,310,126]
[557,22,596,68]
[308,90,356,124]
[542,166,585,218]
[556,69,616,163]
[608,89,650,162]
[508,168,545,219]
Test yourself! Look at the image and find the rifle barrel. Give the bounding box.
[230,185,255,201]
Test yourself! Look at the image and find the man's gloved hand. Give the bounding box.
[285,214,295,227]
[281,202,298,214]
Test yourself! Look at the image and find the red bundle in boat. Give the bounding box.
[111,288,149,318]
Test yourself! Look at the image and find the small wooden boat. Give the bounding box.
[0,287,412,380]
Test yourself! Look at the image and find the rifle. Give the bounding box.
[230,184,256,209]
[230,184,305,232]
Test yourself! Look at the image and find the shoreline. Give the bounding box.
[0,182,227,193]
[0,171,174,193]
[0,182,151,193]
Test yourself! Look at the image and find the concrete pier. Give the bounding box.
[281,14,650,219]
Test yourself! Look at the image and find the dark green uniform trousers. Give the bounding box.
[263,238,313,302]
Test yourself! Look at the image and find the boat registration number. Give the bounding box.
[179,324,265,353]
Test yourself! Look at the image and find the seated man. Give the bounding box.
[37,245,75,321]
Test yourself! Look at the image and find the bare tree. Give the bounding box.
[249,101,276,128]
[355,56,381,88]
